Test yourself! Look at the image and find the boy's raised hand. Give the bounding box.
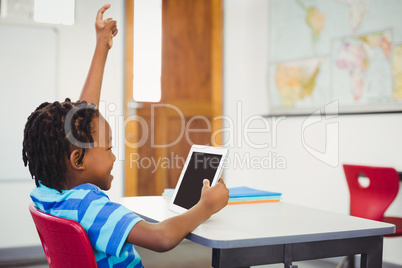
[95,4,118,49]
[80,4,117,105]
[199,179,229,215]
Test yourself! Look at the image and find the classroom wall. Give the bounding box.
[0,0,125,248]
[223,0,402,265]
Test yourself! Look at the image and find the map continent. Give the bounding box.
[334,31,392,103]
[393,45,402,100]
[337,0,366,31]
[275,59,323,107]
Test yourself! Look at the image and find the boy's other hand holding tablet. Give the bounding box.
[200,178,229,215]
[127,178,229,252]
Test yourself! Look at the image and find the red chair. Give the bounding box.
[29,203,97,268]
[343,164,402,237]
[342,164,402,268]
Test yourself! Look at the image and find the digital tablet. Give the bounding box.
[169,145,229,214]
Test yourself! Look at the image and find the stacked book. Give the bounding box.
[162,186,282,204]
[227,186,281,204]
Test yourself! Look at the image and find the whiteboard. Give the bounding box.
[0,24,58,180]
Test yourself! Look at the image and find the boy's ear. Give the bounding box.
[69,149,86,170]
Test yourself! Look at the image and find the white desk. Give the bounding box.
[120,196,395,268]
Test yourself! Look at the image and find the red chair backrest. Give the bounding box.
[343,164,400,221]
[29,203,97,268]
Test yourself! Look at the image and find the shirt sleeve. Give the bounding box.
[78,189,143,257]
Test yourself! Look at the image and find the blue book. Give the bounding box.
[162,187,282,202]
[228,186,281,198]
[229,195,281,201]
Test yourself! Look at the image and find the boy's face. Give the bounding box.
[82,115,116,190]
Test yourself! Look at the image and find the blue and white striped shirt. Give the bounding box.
[31,183,144,268]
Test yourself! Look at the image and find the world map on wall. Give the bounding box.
[269,0,402,114]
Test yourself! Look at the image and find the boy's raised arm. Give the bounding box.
[80,4,118,107]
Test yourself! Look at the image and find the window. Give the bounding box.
[133,0,162,102]
[0,0,75,25]
[34,0,74,25]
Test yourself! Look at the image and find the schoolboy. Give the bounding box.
[23,4,229,267]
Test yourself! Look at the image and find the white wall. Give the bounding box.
[223,0,402,265]
[0,0,125,248]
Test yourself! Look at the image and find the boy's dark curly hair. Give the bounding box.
[22,98,99,192]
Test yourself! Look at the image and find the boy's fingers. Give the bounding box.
[105,19,117,30]
[104,18,113,23]
[101,19,117,33]
[203,179,210,187]
[97,4,111,21]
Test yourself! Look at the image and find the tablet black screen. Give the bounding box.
[173,152,223,209]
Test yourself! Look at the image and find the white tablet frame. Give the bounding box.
[169,145,228,214]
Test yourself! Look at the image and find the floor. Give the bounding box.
[5,240,343,268]
[16,261,337,268]
[134,240,339,268]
